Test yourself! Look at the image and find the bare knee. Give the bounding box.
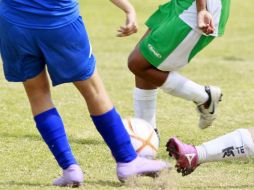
[26,79,50,101]
[128,51,139,75]
[23,71,53,115]
[128,48,149,76]
[27,84,52,115]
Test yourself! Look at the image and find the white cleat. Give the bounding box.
[117,156,170,183]
[53,164,84,187]
[197,86,222,129]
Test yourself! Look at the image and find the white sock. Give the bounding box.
[133,88,157,129]
[196,129,254,164]
[160,71,208,105]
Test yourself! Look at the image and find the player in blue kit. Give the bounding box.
[0,0,169,187]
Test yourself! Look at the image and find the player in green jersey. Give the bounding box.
[127,0,230,135]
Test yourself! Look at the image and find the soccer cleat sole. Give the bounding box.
[166,139,195,176]
[118,171,161,183]
[60,181,82,188]
[166,138,179,159]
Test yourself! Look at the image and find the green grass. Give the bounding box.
[1,0,254,189]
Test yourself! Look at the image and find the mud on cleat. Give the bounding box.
[166,137,199,176]
[197,86,222,129]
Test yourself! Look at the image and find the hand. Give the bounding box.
[117,10,138,37]
[197,10,215,35]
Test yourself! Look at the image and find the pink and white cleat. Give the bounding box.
[166,137,199,176]
[117,156,170,182]
[53,164,84,187]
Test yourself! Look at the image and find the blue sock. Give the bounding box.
[34,108,77,169]
[91,108,137,163]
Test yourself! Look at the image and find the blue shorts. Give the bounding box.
[0,16,95,86]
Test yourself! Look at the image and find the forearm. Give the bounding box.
[110,0,135,13]
[196,0,207,12]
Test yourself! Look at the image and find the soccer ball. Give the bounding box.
[122,118,159,159]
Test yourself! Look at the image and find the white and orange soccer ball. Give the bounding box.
[122,118,159,159]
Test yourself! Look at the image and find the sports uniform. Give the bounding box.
[0,0,95,86]
[140,0,230,71]
[131,0,231,133]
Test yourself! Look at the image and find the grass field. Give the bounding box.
[1,0,254,189]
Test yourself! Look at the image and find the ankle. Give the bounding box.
[196,145,206,164]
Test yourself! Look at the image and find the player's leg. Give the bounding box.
[73,70,169,182]
[129,30,176,135]
[129,2,221,129]
[23,70,53,115]
[166,128,254,176]
[131,31,158,130]
[129,35,219,129]
[23,70,83,187]
[0,16,83,187]
[129,44,213,104]
[134,75,158,135]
